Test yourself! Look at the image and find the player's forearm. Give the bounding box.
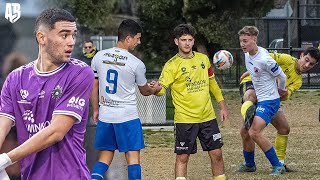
[7,115,75,163]
[209,78,224,102]
[276,71,287,90]
[90,80,99,112]
[0,118,14,150]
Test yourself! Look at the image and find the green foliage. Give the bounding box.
[137,0,274,68]
[43,0,120,35]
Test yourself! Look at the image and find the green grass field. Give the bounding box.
[141,90,320,179]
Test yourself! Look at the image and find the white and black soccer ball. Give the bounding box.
[212,50,233,70]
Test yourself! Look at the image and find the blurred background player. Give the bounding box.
[238,26,287,176]
[239,46,320,171]
[0,8,94,179]
[0,52,29,180]
[80,40,98,66]
[153,24,229,180]
[90,19,161,180]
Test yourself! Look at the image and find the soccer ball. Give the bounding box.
[212,50,233,70]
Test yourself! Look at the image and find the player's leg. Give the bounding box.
[198,119,226,179]
[238,126,256,172]
[239,82,257,129]
[271,111,289,163]
[174,123,198,179]
[270,110,293,171]
[125,151,142,180]
[115,118,144,180]
[92,120,117,180]
[249,100,285,176]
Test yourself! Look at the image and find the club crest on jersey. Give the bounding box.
[52,85,62,99]
[20,89,29,99]
[201,62,205,69]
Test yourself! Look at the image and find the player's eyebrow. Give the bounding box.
[58,29,77,33]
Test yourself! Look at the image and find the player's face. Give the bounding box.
[128,33,141,51]
[84,42,94,54]
[175,34,194,54]
[239,35,257,54]
[298,53,318,72]
[44,21,77,64]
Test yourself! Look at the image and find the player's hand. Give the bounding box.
[0,153,12,171]
[240,71,249,81]
[148,80,157,88]
[0,169,10,180]
[278,88,288,98]
[92,111,99,125]
[220,107,229,122]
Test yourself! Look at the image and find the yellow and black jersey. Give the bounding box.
[241,53,302,100]
[156,52,224,123]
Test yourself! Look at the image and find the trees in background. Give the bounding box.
[50,0,274,69]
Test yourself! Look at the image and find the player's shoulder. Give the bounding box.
[68,58,94,75]
[95,47,142,64]
[193,51,208,58]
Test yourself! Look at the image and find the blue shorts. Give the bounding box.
[255,98,280,125]
[94,119,145,152]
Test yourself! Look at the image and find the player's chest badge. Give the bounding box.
[52,85,62,99]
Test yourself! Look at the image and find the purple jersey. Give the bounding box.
[0,59,94,180]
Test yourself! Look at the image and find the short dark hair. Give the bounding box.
[118,19,142,41]
[173,24,196,39]
[84,40,93,44]
[303,47,320,63]
[35,8,75,33]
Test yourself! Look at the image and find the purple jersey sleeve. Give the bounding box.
[52,67,94,123]
[0,73,16,122]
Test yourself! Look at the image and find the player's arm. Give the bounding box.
[90,79,99,124]
[208,66,229,121]
[135,62,161,96]
[155,62,175,96]
[3,114,76,165]
[90,56,99,123]
[240,71,250,81]
[0,118,14,150]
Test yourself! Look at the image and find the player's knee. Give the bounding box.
[176,154,189,164]
[240,127,250,139]
[209,149,223,162]
[248,129,260,141]
[278,125,290,135]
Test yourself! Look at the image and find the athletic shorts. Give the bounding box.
[255,98,280,125]
[94,118,145,152]
[174,119,223,155]
[239,81,254,103]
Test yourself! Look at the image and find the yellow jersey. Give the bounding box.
[156,52,224,123]
[241,53,302,100]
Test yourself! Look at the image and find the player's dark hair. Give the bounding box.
[35,8,75,33]
[84,40,93,44]
[303,47,320,63]
[173,24,196,39]
[118,19,142,41]
[238,26,259,36]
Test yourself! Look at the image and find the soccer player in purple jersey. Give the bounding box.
[0,8,94,180]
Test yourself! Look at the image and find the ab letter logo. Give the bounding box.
[5,3,21,23]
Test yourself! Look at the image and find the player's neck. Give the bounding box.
[36,54,63,72]
[178,51,193,59]
[248,46,258,56]
[116,42,129,51]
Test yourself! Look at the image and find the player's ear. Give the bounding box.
[300,52,304,59]
[36,31,45,45]
[174,38,178,46]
